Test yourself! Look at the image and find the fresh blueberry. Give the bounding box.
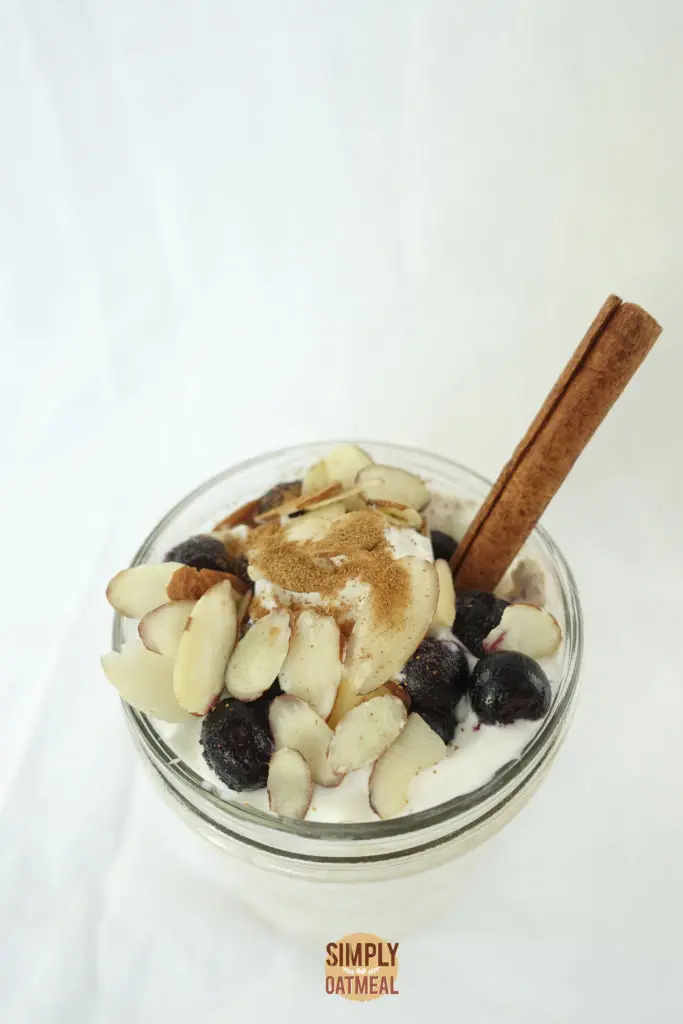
[165,534,249,582]
[402,637,470,713]
[469,651,551,725]
[257,480,302,514]
[416,706,457,744]
[431,529,458,562]
[200,698,274,791]
[452,590,509,657]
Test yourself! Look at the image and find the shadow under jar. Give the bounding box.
[115,442,583,941]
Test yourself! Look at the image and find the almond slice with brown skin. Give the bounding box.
[483,602,562,658]
[324,444,373,509]
[101,642,190,723]
[279,611,342,718]
[373,501,423,530]
[253,482,344,523]
[106,563,184,618]
[369,713,447,819]
[430,559,456,632]
[269,695,340,786]
[302,458,329,495]
[224,609,291,701]
[138,600,195,656]
[173,580,237,714]
[267,748,313,819]
[356,465,429,511]
[327,693,407,775]
[326,677,410,729]
[345,556,438,695]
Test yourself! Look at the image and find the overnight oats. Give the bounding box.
[104,444,566,824]
[103,442,582,938]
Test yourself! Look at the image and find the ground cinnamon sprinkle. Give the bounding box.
[248,510,410,628]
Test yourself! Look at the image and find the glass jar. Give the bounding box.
[115,442,583,941]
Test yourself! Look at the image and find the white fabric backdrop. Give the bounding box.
[2,1,682,1021]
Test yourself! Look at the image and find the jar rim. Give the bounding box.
[115,440,583,845]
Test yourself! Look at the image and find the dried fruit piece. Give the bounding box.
[430,529,458,562]
[267,748,313,819]
[138,600,195,657]
[224,609,291,701]
[164,534,235,573]
[201,698,274,790]
[369,714,447,819]
[416,706,456,744]
[357,465,429,511]
[327,693,407,775]
[402,636,469,712]
[431,559,456,630]
[483,603,561,658]
[269,695,340,786]
[452,590,509,657]
[302,458,329,495]
[496,558,546,607]
[106,563,184,619]
[345,556,438,695]
[469,651,551,724]
[279,611,342,718]
[173,580,238,714]
[167,565,249,601]
[101,643,189,723]
[256,480,302,514]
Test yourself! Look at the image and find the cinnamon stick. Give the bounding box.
[451,296,662,591]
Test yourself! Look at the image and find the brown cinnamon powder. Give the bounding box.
[248,510,409,628]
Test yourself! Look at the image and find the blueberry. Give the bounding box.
[452,590,509,657]
[402,637,470,713]
[257,480,302,514]
[165,534,249,582]
[417,706,456,744]
[431,529,458,562]
[470,651,551,725]
[200,698,274,791]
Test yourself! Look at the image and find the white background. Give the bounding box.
[2,1,682,1021]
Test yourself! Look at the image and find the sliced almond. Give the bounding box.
[328,694,407,775]
[269,695,340,786]
[302,458,329,495]
[253,482,344,523]
[495,558,546,607]
[369,713,446,819]
[224,609,291,701]
[483,602,562,658]
[326,677,408,728]
[284,513,335,544]
[106,563,184,619]
[267,748,313,819]
[173,580,237,714]
[345,556,438,695]
[373,501,423,530]
[357,465,429,511]
[138,600,195,657]
[430,559,456,631]
[313,500,347,522]
[279,611,342,718]
[324,444,373,509]
[213,499,259,531]
[101,642,190,723]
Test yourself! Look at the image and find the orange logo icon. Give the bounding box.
[325,933,399,1001]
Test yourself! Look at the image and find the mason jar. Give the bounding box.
[115,442,583,942]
